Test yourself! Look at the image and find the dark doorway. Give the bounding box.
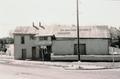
[39,47,44,61]
[46,46,52,61]
[74,44,86,55]
[21,49,26,60]
[39,46,51,61]
[32,47,36,60]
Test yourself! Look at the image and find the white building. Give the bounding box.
[13,25,110,61]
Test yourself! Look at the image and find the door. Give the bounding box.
[39,46,52,61]
[39,48,44,61]
[74,44,86,55]
[46,46,52,61]
[32,47,36,60]
[22,49,26,60]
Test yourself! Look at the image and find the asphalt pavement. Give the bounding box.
[1,56,120,79]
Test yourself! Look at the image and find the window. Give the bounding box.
[30,35,36,40]
[39,37,48,40]
[21,36,25,44]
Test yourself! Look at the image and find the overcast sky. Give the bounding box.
[0,0,120,37]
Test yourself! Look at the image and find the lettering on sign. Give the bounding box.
[57,28,91,35]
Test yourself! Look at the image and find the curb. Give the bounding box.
[1,58,120,70]
[63,65,107,70]
[63,64,120,70]
[9,60,69,68]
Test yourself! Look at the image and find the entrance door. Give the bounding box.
[22,49,26,60]
[46,46,52,61]
[39,46,52,61]
[32,47,36,60]
[74,44,86,55]
[39,48,44,61]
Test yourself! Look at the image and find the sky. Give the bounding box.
[0,0,120,37]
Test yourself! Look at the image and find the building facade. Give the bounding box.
[14,25,110,61]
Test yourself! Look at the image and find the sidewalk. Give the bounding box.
[0,55,120,70]
[11,60,120,70]
[65,61,120,70]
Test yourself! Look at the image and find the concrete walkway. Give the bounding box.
[10,60,120,70]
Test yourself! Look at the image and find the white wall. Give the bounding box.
[6,44,14,56]
[79,39,109,55]
[109,47,120,55]
[52,39,109,55]
[14,34,109,59]
[52,40,74,55]
[14,34,37,59]
[14,35,53,59]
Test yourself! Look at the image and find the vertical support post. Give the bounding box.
[76,0,80,61]
[112,47,115,67]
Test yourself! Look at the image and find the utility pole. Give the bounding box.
[76,0,80,61]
